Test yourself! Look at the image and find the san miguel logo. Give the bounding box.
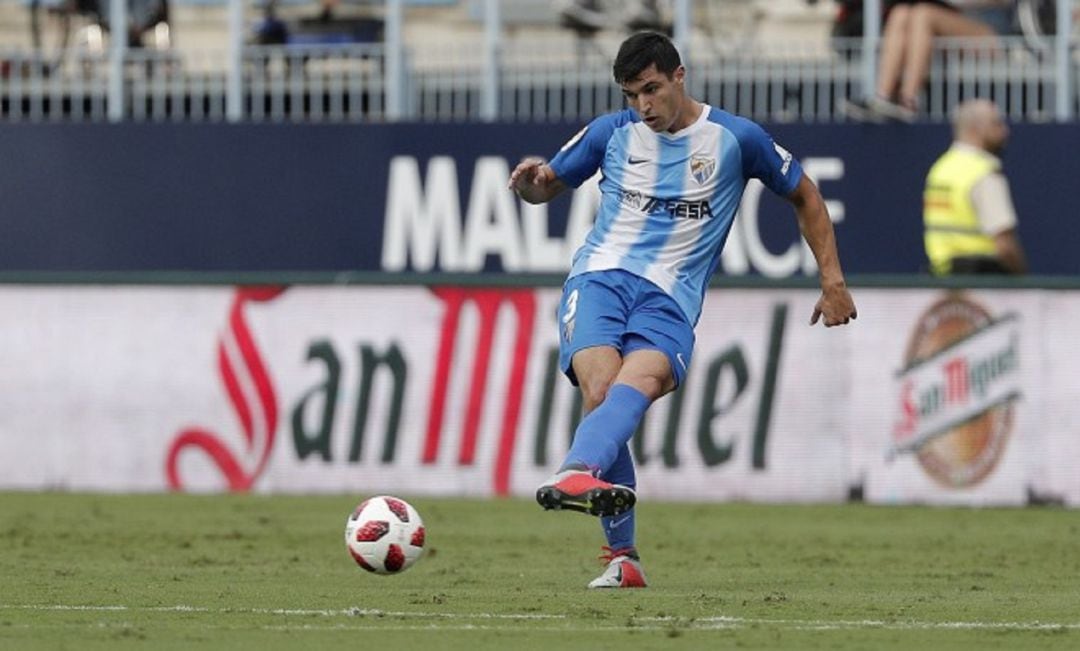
[165,285,536,495]
[163,283,784,495]
[165,287,286,491]
[891,293,1021,488]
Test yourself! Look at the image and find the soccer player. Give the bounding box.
[508,32,857,589]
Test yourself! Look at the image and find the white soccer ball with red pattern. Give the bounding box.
[344,496,425,574]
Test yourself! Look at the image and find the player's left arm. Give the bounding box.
[734,116,856,326]
[786,175,858,327]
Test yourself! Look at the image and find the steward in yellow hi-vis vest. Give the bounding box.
[923,146,998,275]
[922,100,1027,275]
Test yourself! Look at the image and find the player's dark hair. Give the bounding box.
[613,32,681,84]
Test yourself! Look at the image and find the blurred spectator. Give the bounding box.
[253,0,289,45]
[556,0,669,36]
[253,0,384,46]
[96,0,170,49]
[843,0,1014,122]
[827,0,869,38]
[923,99,1027,275]
[315,0,340,22]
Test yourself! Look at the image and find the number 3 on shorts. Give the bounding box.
[561,288,579,343]
[562,288,579,324]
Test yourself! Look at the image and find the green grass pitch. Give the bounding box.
[1,492,1078,650]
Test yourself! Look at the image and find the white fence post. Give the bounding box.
[1055,0,1073,121]
[480,0,500,122]
[227,0,244,122]
[673,0,691,60]
[385,0,405,120]
[861,0,881,100]
[107,0,127,122]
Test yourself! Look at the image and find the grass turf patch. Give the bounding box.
[1,492,1078,650]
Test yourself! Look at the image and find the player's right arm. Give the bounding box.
[508,157,567,204]
[509,112,629,204]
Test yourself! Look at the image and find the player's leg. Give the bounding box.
[542,343,648,585]
[588,442,647,588]
[556,272,637,472]
[537,344,678,512]
[561,347,665,474]
[573,345,623,414]
[600,443,636,552]
[585,290,691,586]
[538,276,692,511]
[537,272,640,516]
[536,346,646,517]
[573,349,674,586]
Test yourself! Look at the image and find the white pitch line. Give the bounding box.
[0,604,564,621]
[684,616,1080,632]
[1,622,739,633]
[256,623,744,632]
[2,604,1079,632]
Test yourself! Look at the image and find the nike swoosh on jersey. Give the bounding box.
[627,156,650,165]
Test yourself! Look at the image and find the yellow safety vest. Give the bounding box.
[923,147,999,275]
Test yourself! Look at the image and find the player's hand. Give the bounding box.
[810,283,857,327]
[508,156,551,193]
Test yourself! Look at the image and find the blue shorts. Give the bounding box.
[557,269,695,388]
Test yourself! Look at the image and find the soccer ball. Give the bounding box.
[344,495,425,574]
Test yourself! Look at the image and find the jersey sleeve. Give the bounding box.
[548,113,623,188]
[734,118,803,197]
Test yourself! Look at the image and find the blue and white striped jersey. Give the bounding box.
[548,105,803,326]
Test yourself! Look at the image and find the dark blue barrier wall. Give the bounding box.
[0,122,1075,274]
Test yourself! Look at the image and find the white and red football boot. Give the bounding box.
[535,469,636,517]
[588,546,647,589]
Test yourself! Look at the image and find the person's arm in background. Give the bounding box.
[993,229,1027,274]
[971,171,1028,274]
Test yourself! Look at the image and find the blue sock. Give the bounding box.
[560,383,651,476]
[600,443,636,552]
[602,509,636,552]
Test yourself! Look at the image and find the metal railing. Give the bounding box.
[0,1,1077,123]
[5,36,1072,123]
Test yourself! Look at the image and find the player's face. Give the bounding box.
[621,64,687,133]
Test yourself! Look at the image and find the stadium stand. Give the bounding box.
[0,0,1074,122]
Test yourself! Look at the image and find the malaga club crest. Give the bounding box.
[690,155,716,185]
[890,293,1021,488]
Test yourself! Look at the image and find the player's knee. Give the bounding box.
[615,374,668,402]
[580,376,614,411]
[639,376,670,401]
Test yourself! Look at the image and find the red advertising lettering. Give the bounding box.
[165,287,285,491]
[422,287,536,496]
